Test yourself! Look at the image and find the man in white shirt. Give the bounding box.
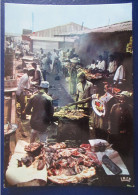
[88,59,96,71]
[107,55,117,74]
[113,64,125,85]
[96,55,106,72]
[16,68,35,119]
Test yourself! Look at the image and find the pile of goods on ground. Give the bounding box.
[86,73,103,80]
[106,87,121,94]
[54,107,88,119]
[80,69,103,80]
[21,142,101,184]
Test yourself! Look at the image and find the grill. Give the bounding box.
[57,117,89,143]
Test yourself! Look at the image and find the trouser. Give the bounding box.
[17,93,26,119]
[108,133,132,155]
[30,129,48,144]
[42,70,47,81]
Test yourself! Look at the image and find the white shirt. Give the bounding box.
[16,73,30,96]
[51,52,58,63]
[42,57,47,70]
[24,44,29,51]
[113,65,125,82]
[96,60,106,71]
[59,50,63,61]
[77,80,94,108]
[107,61,117,73]
[89,63,96,70]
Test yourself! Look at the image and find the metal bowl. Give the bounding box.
[4,123,18,137]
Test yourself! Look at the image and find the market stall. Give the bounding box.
[54,107,89,143]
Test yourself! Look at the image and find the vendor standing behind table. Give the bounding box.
[113,61,125,86]
[76,72,94,115]
[96,55,106,73]
[16,68,35,120]
[107,55,117,75]
[24,81,54,144]
[32,62,43,85]
[88,59,96,73]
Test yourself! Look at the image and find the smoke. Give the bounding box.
[75,32,132,66]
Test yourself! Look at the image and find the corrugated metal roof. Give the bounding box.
[30,22,90,37]
[89,21,132,33]
[55,21,132,36]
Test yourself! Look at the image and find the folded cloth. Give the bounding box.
[113,65,125,82]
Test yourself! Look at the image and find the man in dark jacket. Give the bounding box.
[25,81,54,143]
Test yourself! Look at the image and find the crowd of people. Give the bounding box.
[14,43,133,156]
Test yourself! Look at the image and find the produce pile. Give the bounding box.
[22,142,101,184]
[86,73,103,80]
[107,87,121,94]
[80,69,103,80]
[54,107,88,120]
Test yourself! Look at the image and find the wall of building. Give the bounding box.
[32,40,74,53]
[32,40,59,53]
[59,42,74,50]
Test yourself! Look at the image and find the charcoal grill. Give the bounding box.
[57,116,89,143]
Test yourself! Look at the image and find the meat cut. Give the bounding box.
[46,143,101,184]
[23,142,101,184]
